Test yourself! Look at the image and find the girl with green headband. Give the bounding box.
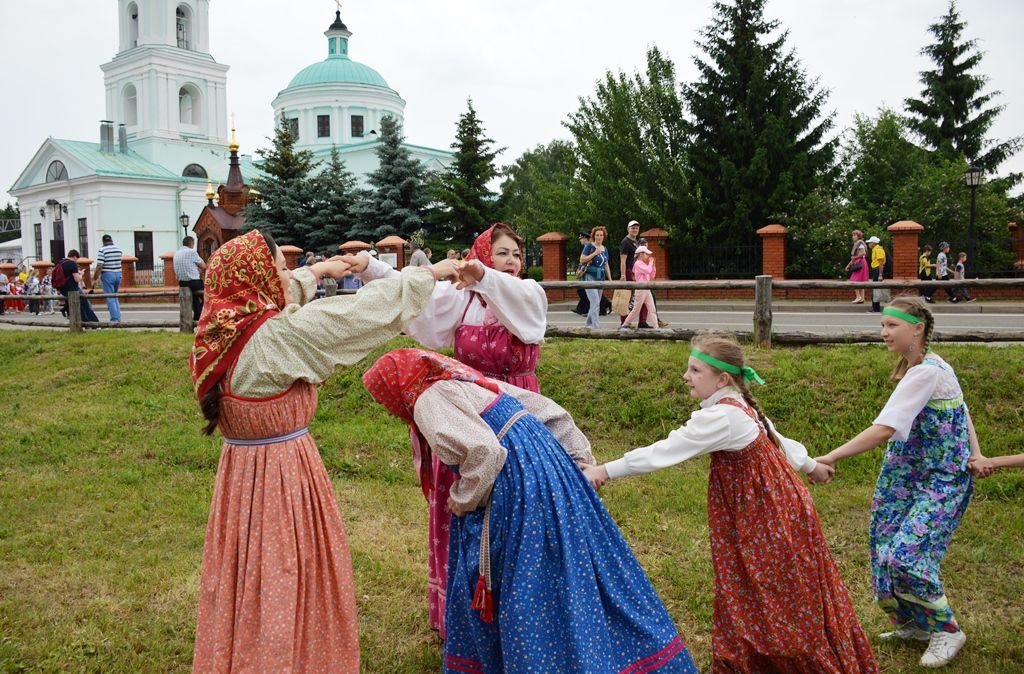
[584,333,878,673]
[816,295,981,668]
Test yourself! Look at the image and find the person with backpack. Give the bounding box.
[53,250,100,324]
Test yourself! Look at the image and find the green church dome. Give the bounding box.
[287,57,391,90]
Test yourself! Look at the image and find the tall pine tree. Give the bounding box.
[430,98,504,241]
[684,0,835,248]
[349,115,428,240]
[244,115,318,246]
[904,1,1021,173]
[305,146,358,253]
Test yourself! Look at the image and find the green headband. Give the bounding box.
[690,349,765,386]
[881,307,923,325]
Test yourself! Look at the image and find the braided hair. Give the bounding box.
[690,333,782,449]
[886,295,934,382]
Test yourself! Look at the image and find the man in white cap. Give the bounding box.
[866,236,887,313]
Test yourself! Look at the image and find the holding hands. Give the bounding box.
[807,460,835,485]
[581,464,609,491]
[969,455,998,479]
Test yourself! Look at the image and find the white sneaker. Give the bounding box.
[920,630,966,668]
[879,624,931,642]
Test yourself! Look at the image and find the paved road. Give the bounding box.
[548,308,1024,334]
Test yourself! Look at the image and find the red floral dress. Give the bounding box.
[707,400,877,673]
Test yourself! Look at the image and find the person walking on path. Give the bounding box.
[619,219,653,327]
[364,349,699,674]
[0,270,7,316]
[55,250,100,324]
[174,236,206,322]
[815,296,978,669]
[919,245,937,303]
[935,242,959,303]
[953,252,975,303]
[347,222,547,640]
[867,236,888,313]
[620,245,659,329]
[95,234,123,323]
[188,229,459,672]
[846,229,870,303]
[585,333,875,673]
[580,226,612,329]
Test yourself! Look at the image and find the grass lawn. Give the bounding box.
[1,331,1022,673]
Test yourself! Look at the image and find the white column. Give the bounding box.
[340,106,349,144]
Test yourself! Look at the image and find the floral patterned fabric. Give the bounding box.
[870,359,973,634]
[190,230,284,399]
[708,399,877,673]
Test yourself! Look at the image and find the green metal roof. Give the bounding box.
[51,139,180,180]
[286,56,391,90]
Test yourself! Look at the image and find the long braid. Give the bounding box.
[737,379,782,449]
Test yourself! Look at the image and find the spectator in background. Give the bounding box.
[174,236,207,322]
[867,236,887,313]
[461,248,470,260]
[447,249,459,260]
[407,241,431,268]
[0,269,8,315]
[919,244,936,303]
[619,219,651,327]
[846,229,869,304]
[56,250,100,324]
[300,251,315,267]
[26,273,41,315]
[95,234,124,324]
[953,252,975,303]
[424,248,433,262]
[935,242,959,303]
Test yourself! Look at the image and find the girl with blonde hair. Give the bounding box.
[585,333,876,673]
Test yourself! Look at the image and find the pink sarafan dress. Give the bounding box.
[192,378,359,673]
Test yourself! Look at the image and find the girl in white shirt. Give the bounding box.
[816,296,979,668]
[585,333,877,674]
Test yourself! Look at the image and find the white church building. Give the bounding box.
[9,1,452,268]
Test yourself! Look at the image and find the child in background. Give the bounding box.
[953,252,975,303]
[935,242,959,303]
[919,245,936,303]
[816,296,978,668]
[620,245,659,330]
[585,333,877,673]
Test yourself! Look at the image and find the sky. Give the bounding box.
[2,0,1023,206]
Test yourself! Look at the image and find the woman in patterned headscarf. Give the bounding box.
[341,223,546,640]
[363,349,698,674]
[188,229,459,673]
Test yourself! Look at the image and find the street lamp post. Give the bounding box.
[963,165,983,277]
[179,212,190,238]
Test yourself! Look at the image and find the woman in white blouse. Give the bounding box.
[584,333,877,674]
[816,296,980,668]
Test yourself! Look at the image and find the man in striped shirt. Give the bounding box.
[95,234,124,323]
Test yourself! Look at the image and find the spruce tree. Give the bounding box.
[304,146,358,253]
[904,1,1021,173]
[244,115,318,247]
[349,115,428,240]
[684,0,835,248]
[430,98,505,241]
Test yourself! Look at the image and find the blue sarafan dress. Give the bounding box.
[443,393,696,673]
[870,355,974,633]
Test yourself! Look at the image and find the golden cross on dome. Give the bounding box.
[335,0,342,12]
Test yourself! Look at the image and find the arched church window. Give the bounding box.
[179,85,201,126]
[127,3,139,48]
[176,5,193,50]
[123,84,138,126]
[182,163,207,179]
[46,161,68,183]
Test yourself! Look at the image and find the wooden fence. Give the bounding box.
[3,276,1023,345]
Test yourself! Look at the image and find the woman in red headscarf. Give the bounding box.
[343,223,546,639]
[363,349,697,674]
[188,229,458,673]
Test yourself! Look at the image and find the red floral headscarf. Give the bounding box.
[189,230,285,399]
[363,349,500,496]
[465,222,518,269]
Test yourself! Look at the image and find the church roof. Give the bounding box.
[287,57,391,89]
[52,139,180,180]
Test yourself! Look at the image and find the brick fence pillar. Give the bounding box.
[279,245,303,270]
[340,240,372,255]
[1009,222,1023,271]
[887,220,924,280]
[756,224,788,279]
[536,232,569,303]
[32,260,54,280]
[76,258,94,288]
[160,252,176,286]
[120,254,137,288]
[640,228,670,279]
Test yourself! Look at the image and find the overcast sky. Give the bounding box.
[2,0,1022,206]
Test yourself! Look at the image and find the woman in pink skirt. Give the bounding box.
[188,229,457,672]
[343,223,546,640]
[847,229,870,303]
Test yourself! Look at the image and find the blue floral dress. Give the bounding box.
[870,356,974,634]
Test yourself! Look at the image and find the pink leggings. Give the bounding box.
[623,289,657,327]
